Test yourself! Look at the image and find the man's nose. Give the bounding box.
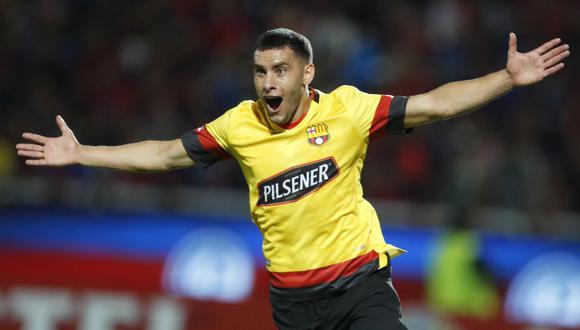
[263,72,276,91]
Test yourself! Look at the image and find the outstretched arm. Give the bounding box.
[16,115,195,171]
[405,33,570,127]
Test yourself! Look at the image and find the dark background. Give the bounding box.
[1,0,578,235]
[1,1,579,329]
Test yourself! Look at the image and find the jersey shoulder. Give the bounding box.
[205,100,261,148]
[329,85,363,102]
[326,85,384,136]
[326,85,379,110]
[227,100,258,119]
[213,100,263,127]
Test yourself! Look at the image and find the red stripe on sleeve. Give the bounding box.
[196,126,229,159]
[369,95,393,137]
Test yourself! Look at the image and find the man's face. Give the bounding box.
[254,46,313,126]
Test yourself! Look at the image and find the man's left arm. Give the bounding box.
[404,33,570,128]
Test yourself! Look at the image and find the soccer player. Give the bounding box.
[16,28,569,329]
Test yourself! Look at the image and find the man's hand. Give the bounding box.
[16,115,81,166]
[507,33,570,87]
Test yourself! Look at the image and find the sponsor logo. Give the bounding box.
[306,123,330,146]
[257,157,339,206]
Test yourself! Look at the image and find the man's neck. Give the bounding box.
[280,90,313,129]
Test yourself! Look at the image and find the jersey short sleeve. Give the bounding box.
[180,109,233,169]
[332,85,410,138]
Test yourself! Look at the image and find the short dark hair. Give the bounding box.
[253,28,313,63]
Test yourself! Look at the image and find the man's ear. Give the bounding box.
[303,63,315,85]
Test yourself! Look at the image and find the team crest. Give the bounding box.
[306,123,330,146]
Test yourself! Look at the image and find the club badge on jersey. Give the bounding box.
[306,123,330,146]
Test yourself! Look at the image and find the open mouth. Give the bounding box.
[264,96,283,113]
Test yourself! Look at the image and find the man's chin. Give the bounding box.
[268,113,291,126]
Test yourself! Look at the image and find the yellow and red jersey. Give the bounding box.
[182,85,409,299]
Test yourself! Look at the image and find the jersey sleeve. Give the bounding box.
[180,109,233,169]
[333,85,411,138]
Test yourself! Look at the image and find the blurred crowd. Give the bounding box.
[1,0,578,233]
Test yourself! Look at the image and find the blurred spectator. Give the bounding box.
[0,138,17,176]
[427,207,500,319]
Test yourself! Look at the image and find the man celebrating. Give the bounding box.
[17,28,569,329]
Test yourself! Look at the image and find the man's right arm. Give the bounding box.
[16,115,195,171]
[78,139,195,171]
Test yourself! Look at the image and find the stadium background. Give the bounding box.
[0,0,579,329]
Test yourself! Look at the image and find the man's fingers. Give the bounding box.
[541,44,570,61]
[56,115,70,135]
[535,38,562,55]
[16,143,44,152]
[508,32,517,55]
[544,50,570,68]
[544,63,565,78]
[17,150,44,158]
[25,159,48,166]
[22,132,48,144]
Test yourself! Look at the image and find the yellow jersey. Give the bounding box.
[182,85,409,299]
